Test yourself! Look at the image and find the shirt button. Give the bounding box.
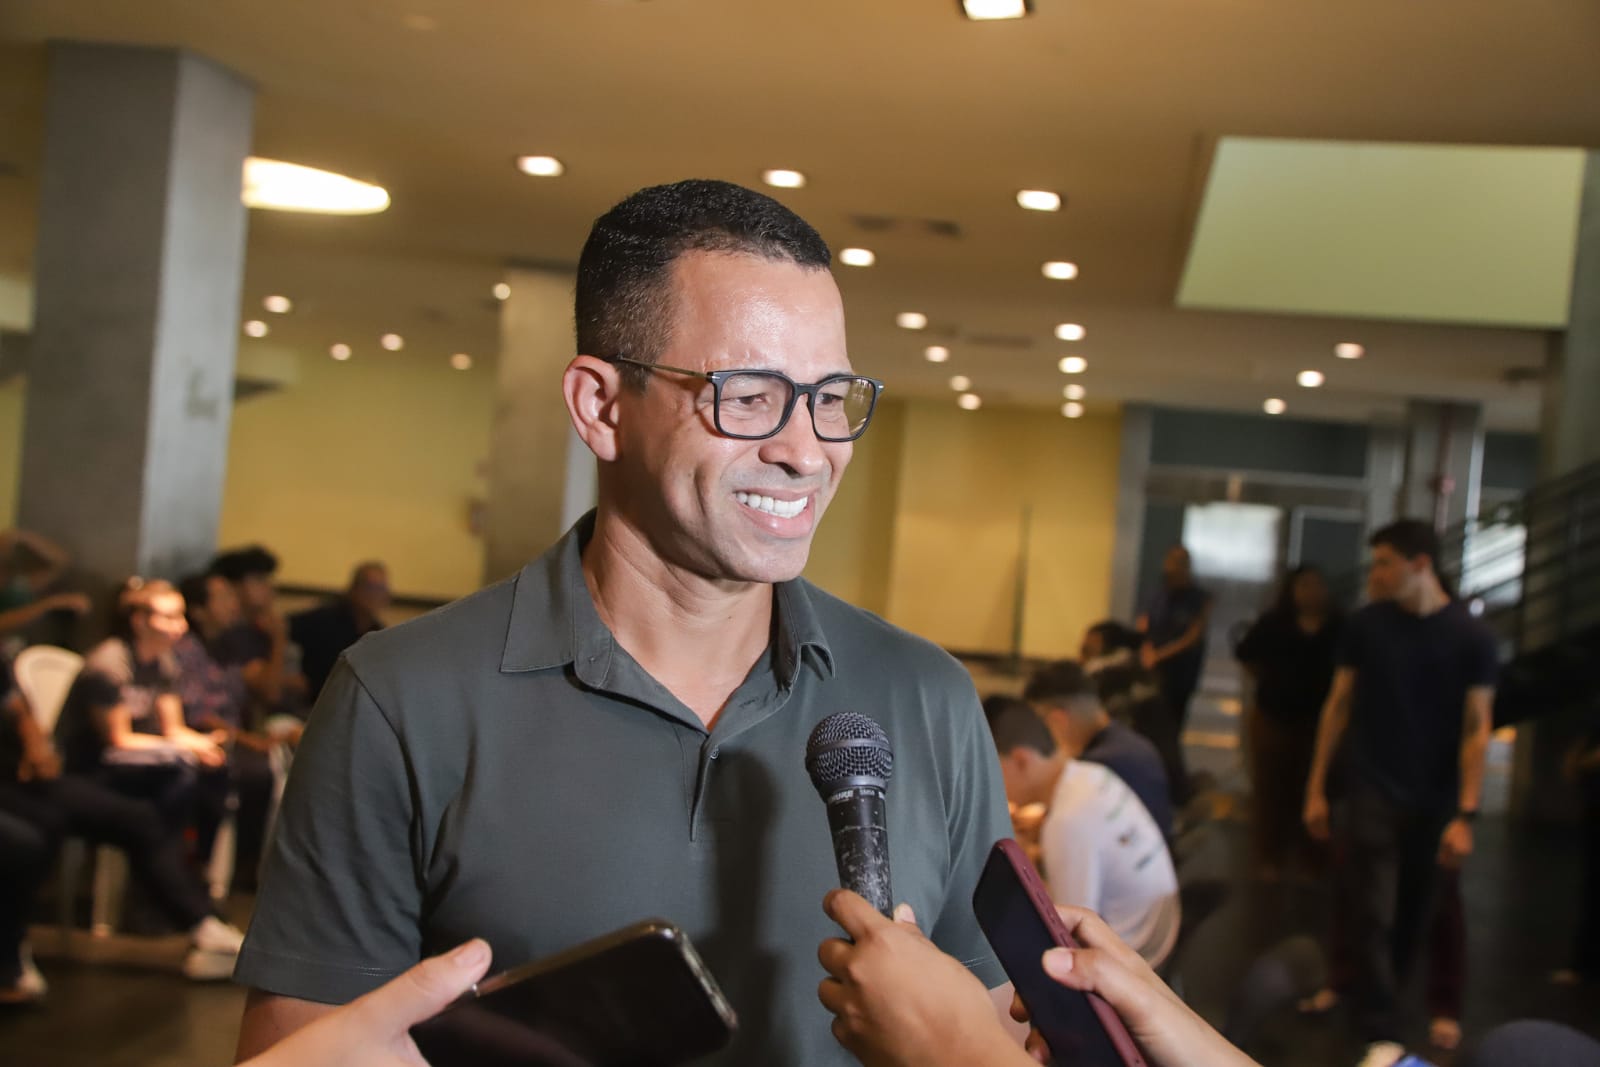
[709,747,721,760]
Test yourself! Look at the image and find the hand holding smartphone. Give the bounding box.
[409,919,736,1067]
[973,839,1146,1067]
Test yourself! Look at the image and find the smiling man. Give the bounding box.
[233,180,1015,1065]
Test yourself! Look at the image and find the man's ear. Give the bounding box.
[564,356,624,463]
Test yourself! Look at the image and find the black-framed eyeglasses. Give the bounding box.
[608,356,885,442]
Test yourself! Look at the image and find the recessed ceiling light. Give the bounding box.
[1063,384,1085,400]
[330,343,352,361]
[958,393,982,411]
[896,312,928,330]
[242,157,389,214]
[1062,402,1085,418]
[1042,261,1079,280]
[1297,370,1325,388]
[381,333,405,351]
[762,169,806,189]
[961,0,1032,19]
[1055,323,1086,342]
[516,155,564,177]
[450,353,473,371]
[839,248,876,267]
[262,295,292,314]
[492,282,511,301]
[243,320,268,338]
[950,375,972,391]
[1263,398,1287,415]
[1017,190,1062,212]
[924,345,950,363]
[1059,356,1088,374]
[1335,342,1365,360]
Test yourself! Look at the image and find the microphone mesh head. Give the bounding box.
[805,712,893,793]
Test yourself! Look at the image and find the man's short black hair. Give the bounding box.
[1086,620,1143,655]
[177,572,215,611]
[211,545,279,583]
[1370,519,1440,566]
[985,695,1056,757]
[1023,659,1099,706]
[574,179,833,390]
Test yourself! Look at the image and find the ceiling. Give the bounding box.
[2,0,1598,429]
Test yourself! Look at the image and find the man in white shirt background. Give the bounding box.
[988,662,1181,970]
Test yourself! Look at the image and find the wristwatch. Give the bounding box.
[1455,809,1479,823]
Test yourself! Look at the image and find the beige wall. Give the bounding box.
[6,370,1125,653]
[217,343,493,600]
[882,399,1123,657]
[0,377,22,527]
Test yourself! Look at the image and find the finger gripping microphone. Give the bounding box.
[805,712,894,917]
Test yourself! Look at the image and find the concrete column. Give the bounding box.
[16,44,253,586]
[1398,399,1485,530]
[482,267,596,583]
[1541,151,1600,478]
[1107,403,1152,621]
[1363,423,1406,536]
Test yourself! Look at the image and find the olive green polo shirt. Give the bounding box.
[235,513,1012,1066]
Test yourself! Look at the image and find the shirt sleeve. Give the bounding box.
[927,687,1015,990]
[233,659,424,1004]
[1235,616,1270,664]
[1467,622,1500,689]
[1041,802,1102,917]
[1337,608,1368,669]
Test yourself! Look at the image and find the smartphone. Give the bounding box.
[973,839,1146,1067]
[410,919,737,1067]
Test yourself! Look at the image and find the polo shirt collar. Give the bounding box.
[500,510,835,687]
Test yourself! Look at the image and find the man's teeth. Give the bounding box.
[735,492,808,519]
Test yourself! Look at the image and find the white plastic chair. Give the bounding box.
[13,645,125,937]
[13,645,82,732]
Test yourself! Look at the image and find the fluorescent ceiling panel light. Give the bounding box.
[243,157,389,214]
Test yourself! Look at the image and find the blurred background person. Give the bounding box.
[1235,563,1342,881]
[0,527,90,653]
[990,666,1180,969]
[1138,544,1213,804]
[289,561,390,703]
[0,650,245,984]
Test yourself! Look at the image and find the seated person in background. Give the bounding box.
[176,571,282,891]
[210,546,306,719]
[989,668,1180,970]
[1026,658,1174,838]
[52,579,226,834]
[0,654,245,982]
[1082,620,1175,788]
[0,527,90,647]
[289,561,390,703]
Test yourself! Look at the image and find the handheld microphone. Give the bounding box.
[804,712,894,917]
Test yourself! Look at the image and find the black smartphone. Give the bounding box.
[973,839,1146,1067]
[409,919,737,1067]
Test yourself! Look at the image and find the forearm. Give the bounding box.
[1458,705,1492,812]
[0,601,51,634]
[1306,701,1348,796]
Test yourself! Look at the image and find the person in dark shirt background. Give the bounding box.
[1303,520,1497,1067]
[289,561,390,703]
[1236,563,1342,880]
[211,546,305,718]
[1138,545,1213,803]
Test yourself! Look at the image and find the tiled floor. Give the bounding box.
[2,691,1595,1067]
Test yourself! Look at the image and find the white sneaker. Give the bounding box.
[182,948,237,981]
[191,915,245,955]
[1355,1042,1407,1067]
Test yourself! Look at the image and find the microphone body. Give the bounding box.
[823,785,893,916]
[805,712,895,918]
